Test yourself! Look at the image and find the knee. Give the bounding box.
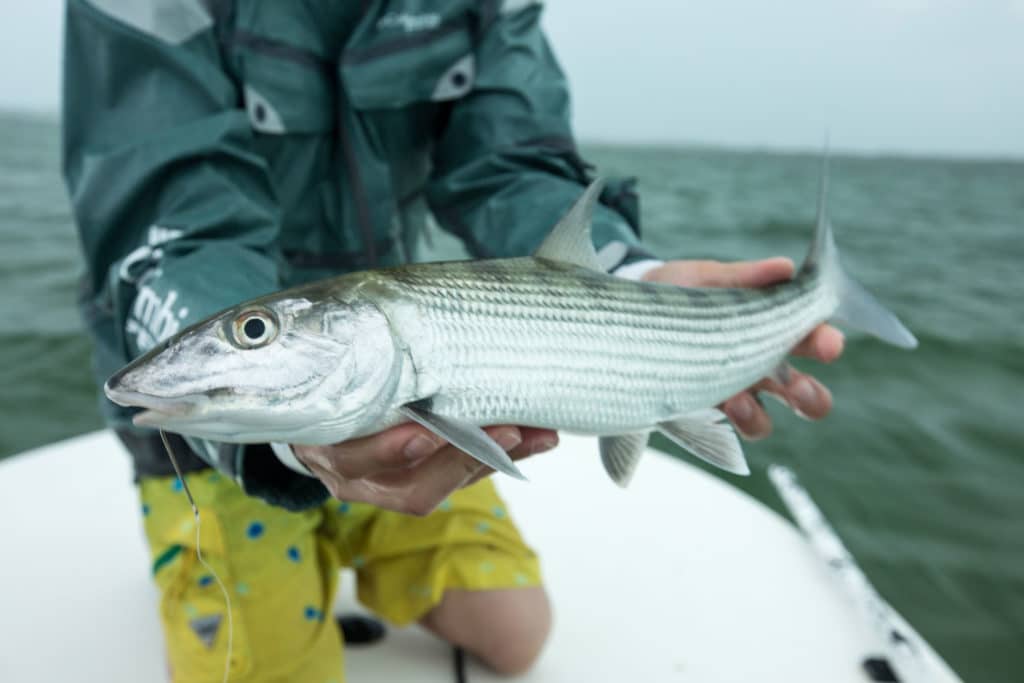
[421,587,552,676]
[477,588,552,675]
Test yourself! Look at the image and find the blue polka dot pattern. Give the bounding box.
[142,503,150,517]
[303,605,324,622]
[492,506,506,519]
[171,478,183,492]
[246,521,265,539]
[476,521,491,533]
[198,575,213,588]
[337,502,350,514]
[287,546,301,562]
[408,585,431,599]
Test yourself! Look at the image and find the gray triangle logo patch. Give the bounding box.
[189,614,223,649]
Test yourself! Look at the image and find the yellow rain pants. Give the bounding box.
[139,472,540,682]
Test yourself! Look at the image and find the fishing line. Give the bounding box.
[160,430,235,683]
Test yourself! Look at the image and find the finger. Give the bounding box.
[338,425,525,512]
[305,440,485,515]
[449,425,522,485]
[783,371,833,421]
[747,370,833,421]
[368,442,498,516]
[484,425,524,454]
[791,325,845,363]
[647,257,795,289]
[465,427,557,486]
[720,392,772,440]
[508,428,559,460]
[297,457,407,510]
[294,422,446,480]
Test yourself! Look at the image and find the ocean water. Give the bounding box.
[0,110,1021,681]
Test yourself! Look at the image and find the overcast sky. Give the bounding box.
[2,0,1021,158]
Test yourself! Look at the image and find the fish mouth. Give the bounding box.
[104,381,207,428]
[131,404,201,428]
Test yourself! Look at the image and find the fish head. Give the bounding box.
[104,295,401,443]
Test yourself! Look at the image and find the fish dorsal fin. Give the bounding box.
[534,179,606,271]
[802,145,835,275]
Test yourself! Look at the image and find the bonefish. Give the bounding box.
[105,169,916,485]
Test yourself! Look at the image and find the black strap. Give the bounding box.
[453,646,468,683]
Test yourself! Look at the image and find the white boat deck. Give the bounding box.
[0,431,960,682]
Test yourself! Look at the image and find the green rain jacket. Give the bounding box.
[63,0,645,510]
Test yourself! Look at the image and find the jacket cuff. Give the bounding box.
[237,443,331,511]
[270,442,315,476]
[613,259,664,281]
[181,437,329,511]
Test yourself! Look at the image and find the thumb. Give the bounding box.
[645,257,795,289]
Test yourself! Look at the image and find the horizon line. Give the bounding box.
[2,105,1020,165]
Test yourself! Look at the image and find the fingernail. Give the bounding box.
[404,435,441,460]
[732,395,753,423]
[826,331,845,359]
[494,429,522,451]
[793,377,817,407]
[533,435,559,454]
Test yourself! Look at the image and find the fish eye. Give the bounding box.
[231,309,278,349]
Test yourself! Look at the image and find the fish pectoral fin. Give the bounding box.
[599,432,650,488]
[657,409,750,476]
[533,178,606,272]
[398,401,527,481]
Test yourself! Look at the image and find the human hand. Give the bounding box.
[292,424,558,515]
[642,257,844,440]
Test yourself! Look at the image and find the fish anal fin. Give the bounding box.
[533,179,605,272]
[399,401,526,481]
[658,409,750,476]
[599,432,650,488]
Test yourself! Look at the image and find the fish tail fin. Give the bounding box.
[802,152,918,350]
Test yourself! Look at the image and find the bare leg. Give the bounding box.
[420,587,552,675]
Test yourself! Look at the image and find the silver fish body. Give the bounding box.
[105,175,916,484]
[369,257,833,434]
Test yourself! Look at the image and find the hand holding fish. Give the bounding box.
[642,257,845,440]
[291,424,558,515]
